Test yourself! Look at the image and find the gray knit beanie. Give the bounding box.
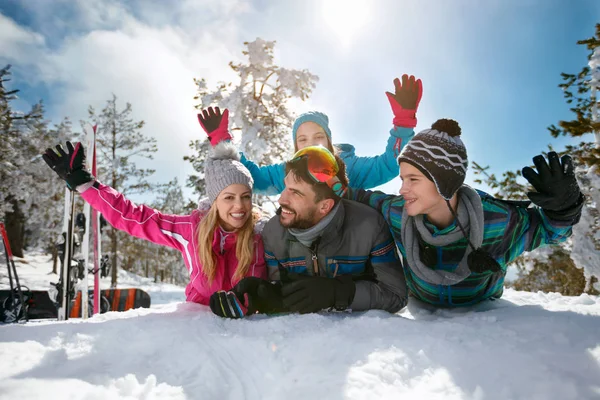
[204,142,254,203]
[397,119,468,201]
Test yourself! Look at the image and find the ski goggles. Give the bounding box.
[289,145,347,197]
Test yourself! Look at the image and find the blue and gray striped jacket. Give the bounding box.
[348,187,578,306]
[261,199,408,313]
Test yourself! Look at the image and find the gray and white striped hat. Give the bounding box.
[397,119,468,200]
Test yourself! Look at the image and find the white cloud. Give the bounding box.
[0,13,46,65]
[0,1,256,201]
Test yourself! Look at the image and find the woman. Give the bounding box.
[198,74,423,194]
[42,140,266,318]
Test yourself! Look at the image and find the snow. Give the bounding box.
[1,252,600,399]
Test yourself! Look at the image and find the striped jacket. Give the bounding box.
[348,187,578,306]
[261,199,408,313]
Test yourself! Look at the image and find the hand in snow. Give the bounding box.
[522,151,584,221]
[197,107,233,146]
[42,141,94,190]
[210,290,248,319]
[385,74,423,128]
[233,277,286,315]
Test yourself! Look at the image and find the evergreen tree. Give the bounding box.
[473,24,600,295]
[87,94,158,287]
[187,38,318,204]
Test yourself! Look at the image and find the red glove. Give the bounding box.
[197,107,233,146]
[385,74,423,128]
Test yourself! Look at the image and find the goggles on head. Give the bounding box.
[289,145,347,197]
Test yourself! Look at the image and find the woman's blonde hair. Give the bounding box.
[196,204,259,284]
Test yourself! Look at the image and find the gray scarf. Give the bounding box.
[401,186,484,285]
[289,203,341,247]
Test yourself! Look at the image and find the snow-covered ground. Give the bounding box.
[1,251,599,400]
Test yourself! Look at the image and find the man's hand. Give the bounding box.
[281,274,355,314]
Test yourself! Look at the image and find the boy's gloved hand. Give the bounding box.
[197,107,233,146]
[522,151,584,221]
[42,141,94,190]
[385,74,423,128]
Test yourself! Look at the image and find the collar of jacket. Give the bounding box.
[211,226,238,254]
[282,199,346,246]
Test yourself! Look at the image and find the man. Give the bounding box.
[210,145,408,317]
[347,118,584,306]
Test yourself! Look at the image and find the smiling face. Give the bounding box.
[278,171,332,229]
[214,184,253,231]
[399,162,448,218]
[295,121,332,152]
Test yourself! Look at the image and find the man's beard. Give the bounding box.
[279,207,317,230]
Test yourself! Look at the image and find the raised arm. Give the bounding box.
[341,127,414,189]
[42,141,194,252]
[501,151,584,263]
[79,182,195,250]
[342,74,422,190]
[239,154,286,195]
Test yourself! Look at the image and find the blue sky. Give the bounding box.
[0,0,598,202]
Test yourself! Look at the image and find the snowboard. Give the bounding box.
[0,288,151,321]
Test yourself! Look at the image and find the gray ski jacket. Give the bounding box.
[262,199,408,313]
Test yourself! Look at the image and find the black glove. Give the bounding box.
[209,290,248,319]
[233,277,286,315]
[522,152,583,220]
[42,141,94,190]
[281,274,356,314]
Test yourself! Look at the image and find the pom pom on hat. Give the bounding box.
[397,118,468,200]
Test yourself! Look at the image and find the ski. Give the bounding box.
[57,188,76,321]
[0,288,151,321]
[91,125,101,315]
[79,124,96,319]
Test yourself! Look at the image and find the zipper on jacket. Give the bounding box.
[310,238,321,276]
[326,258,365,278]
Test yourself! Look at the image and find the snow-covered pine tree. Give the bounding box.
[473,23,600,294]
[0,65,75,259]
[547,24,600,292]
[87,94,158,287]
[188,38,318,204]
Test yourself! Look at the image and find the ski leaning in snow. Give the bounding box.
[57,186,76,320]
[0,288,151,320]
[0,223,28,323]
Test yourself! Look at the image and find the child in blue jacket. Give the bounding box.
[198,74,422,194]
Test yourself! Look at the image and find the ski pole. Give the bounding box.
[0,223,27,321]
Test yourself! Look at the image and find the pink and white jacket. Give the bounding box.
[80,182,267,305]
